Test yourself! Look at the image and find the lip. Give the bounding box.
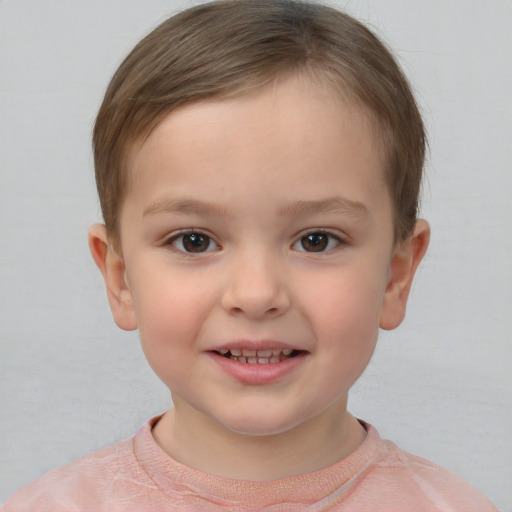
[207,341,307,385]
[208,339,298,352]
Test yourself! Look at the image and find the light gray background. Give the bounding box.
[1,0,511,509]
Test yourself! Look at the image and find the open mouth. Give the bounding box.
[214,348,301,364]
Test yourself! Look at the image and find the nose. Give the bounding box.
[220,249,291,320]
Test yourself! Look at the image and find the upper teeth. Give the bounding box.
[220,348,293,357]
[217,347,295,364]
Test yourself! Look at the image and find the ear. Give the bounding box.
[88,224,137,331]
[379,219,430,330]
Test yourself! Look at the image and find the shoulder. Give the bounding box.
[2,436,145,512]
[362,423,498,511]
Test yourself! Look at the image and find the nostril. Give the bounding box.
[223,288,290,319]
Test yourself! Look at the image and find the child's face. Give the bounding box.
[101,75,417,437]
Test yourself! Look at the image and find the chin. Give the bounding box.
[217,408,308,438]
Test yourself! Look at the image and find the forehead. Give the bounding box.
[128,73,384,167]
[123,75,390,221]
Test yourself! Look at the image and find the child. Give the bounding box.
[2,0,499,510]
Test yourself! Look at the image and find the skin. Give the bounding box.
[89,74,429,481]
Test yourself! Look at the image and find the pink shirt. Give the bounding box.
[3,416,497,511]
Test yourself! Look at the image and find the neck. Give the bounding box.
[152,396,367,481]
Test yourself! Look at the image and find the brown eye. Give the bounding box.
[301,233,328,252]
[171,232,218,253]
[183,233,209,252]
[294,232,341,253]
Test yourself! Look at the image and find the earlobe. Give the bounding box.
[88,224,137,331]
[379,219,430,330]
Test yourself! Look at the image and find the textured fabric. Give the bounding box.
[3,415,497,512]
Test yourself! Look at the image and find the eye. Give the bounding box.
[168,232,219,253]
[293,231,342,253]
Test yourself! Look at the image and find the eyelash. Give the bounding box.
[292,230,346,253]
[164,229,347,254]
[165,230,219,254]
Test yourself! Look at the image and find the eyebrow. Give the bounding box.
[143,197,235,218]
[143,195,369,220]
[278,197,370,220]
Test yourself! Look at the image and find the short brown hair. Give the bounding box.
[93,0,425,243]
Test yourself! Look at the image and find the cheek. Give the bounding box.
[306,262,385,314]
[300,265,386,352]
[129,270,214,367]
